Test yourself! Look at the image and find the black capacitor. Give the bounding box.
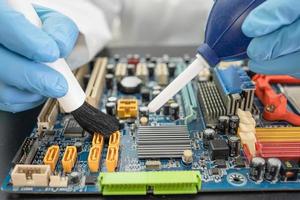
[74,142,83,152]
[217,116,229,134]
[162,54,169,65]
[183,54,190,64]
[107,96,117,103]
[265,158,281,182]
[168,63,176,77]
[105,102,116,116]
[127,64,135,75]
[141,87,150,102]
[106,64,115,74]
[153,85,162,91]
[228,136,241,157]
[118,120,125,130]
[170,102,180,120]
[249,157,265,182]
[152,90,160,99]
[163,103,170,115]
[147,63,156,77]
[119,76,142,94]
[145,54,151,61]
[229,115,240,135]
[139,106,149,117]
[105,74,114,89]
[69,172,81,184]
[113,54,120,62]
[203,128,216,149]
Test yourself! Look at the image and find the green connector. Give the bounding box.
[98,171,201,195]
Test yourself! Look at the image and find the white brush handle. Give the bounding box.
[9,0,85,113]
[148,54,210,112]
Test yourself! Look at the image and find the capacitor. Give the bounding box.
[170,102,180,120]
[182,149,193,165]
[153,85,162,91]
[118,120,125,130]
[107,96,117,103]
[113,54,120,62]
[183,54,190,64]
[140,117,148,126]
[152,90,161,99]
[229,115,240,135]
[203,128,215,148]
[249,157,265,182]
[105,74,114,89]
[162,54,169,65]
[127,64,135,75]
[147,63,156,77]
[119,76,142,94]
[145,54,151,61]
[228,136,241,157]
[265,158,281,182]
[141,87,150,102]
[217,116,229,134]
[139,106,149,117]
[163,103,170,115]
[168,63,176,77]
[105,102,116,116]
[106,64,115,74]
[74,141,83,152]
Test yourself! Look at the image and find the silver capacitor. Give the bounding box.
[250,157,265,182]
[228,136,241,157]
[264,158,281,182]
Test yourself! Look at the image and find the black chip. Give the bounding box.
[215,159,226,168]
[64,119,84,137]
[208,140,229,160]
[85,176,97,185]
[235,157,245,168]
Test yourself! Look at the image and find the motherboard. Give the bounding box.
[1,54,300,195]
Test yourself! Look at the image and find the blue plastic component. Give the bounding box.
[214,66,255,94]
[197,0,265,67]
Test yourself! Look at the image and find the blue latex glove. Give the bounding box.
[0,2,79,113]
[242,0,300,78]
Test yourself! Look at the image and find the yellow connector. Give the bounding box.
[117,99,138,119]
[62,146,77,173]
[109,131,121,147]
[88,145,103,172]
[105,146,119,172]
[43,145,59,172]
[92,133,104,148]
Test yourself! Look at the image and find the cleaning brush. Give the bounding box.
[9,0,119,137]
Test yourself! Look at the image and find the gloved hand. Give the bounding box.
[242,0,300,78]
[0,2,79,113]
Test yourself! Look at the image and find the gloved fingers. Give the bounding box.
[248,51,300,78]
[0,46,68,98]
[0,0,60,62]
[34,5,79,58]
[247,19,300,61]
[242,0,300,38]
[0,83,44,104]
[0,99,46,113]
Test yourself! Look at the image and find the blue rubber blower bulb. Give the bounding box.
[197,0,266,67]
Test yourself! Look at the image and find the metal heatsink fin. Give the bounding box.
[137,125,191,159]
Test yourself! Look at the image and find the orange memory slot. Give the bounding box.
[43,145,59,172]
[62,146,77,173]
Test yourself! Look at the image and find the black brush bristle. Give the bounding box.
[71,101,119,137]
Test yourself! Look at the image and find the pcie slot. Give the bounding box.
[37,98,58,132]
[85,58,107,107]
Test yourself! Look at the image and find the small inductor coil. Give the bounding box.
[105,102,116,116]
[217,116,229,134]
[105,74,114,89]
[170,102,180,120]
[228,136,241,157]
[139,106,149,117]
[229,115,240,135]
[203,128,215,148]
[265,158,281,182]
[250,157,265,182]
